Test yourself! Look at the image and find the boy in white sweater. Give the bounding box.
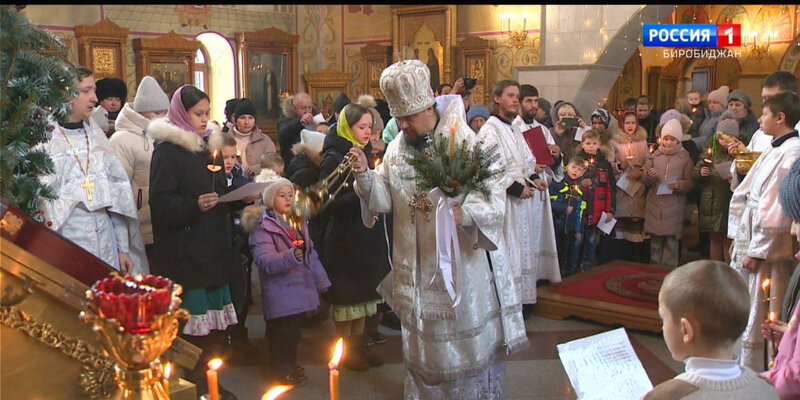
[645,260,779,399]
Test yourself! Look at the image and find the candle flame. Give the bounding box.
[706,147,712,155]
[163,362,172,379]
[328,337,344,369]
[208,358,223,370]
[212,149,218,159]
[262,385,292,400]
[762,279,771,291]
[374,157,382,168]
[769,311,777,323]
[135,274,143,282]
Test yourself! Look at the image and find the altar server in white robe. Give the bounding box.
[728,91,800,372]
[350,60,528,400]
[39,66,148,274]
[512,84,563,288]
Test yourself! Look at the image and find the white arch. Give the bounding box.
[196,32,236,123]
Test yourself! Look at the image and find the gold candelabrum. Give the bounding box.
[287,152,358,228]
[746,30,774,61]
[80,274,188,400]
[500,12,529,49]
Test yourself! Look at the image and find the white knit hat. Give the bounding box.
[261,178,294,209]
[661,119,682,142]
[379,59,436,118]
[134,76,170,113]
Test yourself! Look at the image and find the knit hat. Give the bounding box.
[659,109,682,125]
[261,177,294,210]
[716,118,739,137]
[779,157,800,222]
[225,98,240,120]
[590,108,610,129]
[707,85,730,106]
[133,76,170,113]
[234,98,257,120]
[467,104,490,124]
[660,119,682,141]
[727,89,752,109]
[96,77,128,103]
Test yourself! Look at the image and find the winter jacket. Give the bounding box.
[316,128,391,305]
[737,111,760,144]
[231,126,277,176]
[549,176,587,234]
[244,206,330,320]
[693,107,724,150]
[286,142,322,189]
[642,145,694,238]
[691,140,733,233]
[110,103,155,244]
[148,118,238,290]
[277,115,304,166]
[609,126,649,219]
[687,105,707,139]
[576,150,616,225]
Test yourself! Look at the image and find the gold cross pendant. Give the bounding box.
[81,176,95,201]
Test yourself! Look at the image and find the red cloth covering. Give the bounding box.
[552,264,668,310]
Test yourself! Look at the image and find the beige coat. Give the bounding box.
[642,145,694,238]
[231,127,277,175]
[609,126,649,219]
[110,104,155,244]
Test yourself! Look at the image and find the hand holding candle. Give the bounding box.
[207,149,222,192]
[329,337,344,400]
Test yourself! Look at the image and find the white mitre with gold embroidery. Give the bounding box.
[379,59,436,118]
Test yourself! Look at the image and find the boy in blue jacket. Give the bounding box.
[549,156,587,277]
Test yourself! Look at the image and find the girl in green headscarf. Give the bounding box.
[336,104,371,148]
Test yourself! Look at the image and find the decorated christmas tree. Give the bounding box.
[0,5,76,218]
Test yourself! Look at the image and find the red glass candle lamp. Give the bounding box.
[90,274,176,334]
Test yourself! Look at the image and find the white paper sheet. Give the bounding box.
[616,174,644,197]
[713,161,732,180]
[218,181,270,203]
[557,327,654,400]
[597,212,617,235]
[574,126,589,142]
[656,176,677,195]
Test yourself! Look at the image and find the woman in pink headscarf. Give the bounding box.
[147,85,239,399]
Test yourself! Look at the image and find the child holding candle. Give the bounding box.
[644,260,779,399]
[576,130,616,271]
[729,92,800,372]
[691,118,738,262]
[642,119,694,268]
[608,110,650,263]
[548,157,588,277]
[243,177,331,387]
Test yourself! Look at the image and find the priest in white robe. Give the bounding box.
[38,67,148,275]
[728,92,800,372]
[351,60,527,400]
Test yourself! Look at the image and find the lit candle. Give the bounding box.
[589,156,595,167]
[329,337,344,400]
[768,311,778,357]
[762,278,771,302]
[449,120,457,160]
[262,385,292,400]
[626,142,633,160]
[207,149,221,192]
[374,157,382,169]
[207,358,223,400]
[703,146,713,165]
[523,12,528,30]
[499,13,504,33]
[163,362,172,395]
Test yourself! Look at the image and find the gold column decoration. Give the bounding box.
[74,19,129,80]
[456,37,494,106]
[0,305,117,399]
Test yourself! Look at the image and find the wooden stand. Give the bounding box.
[532,261,665,333]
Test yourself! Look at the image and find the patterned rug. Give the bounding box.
[552,264,669,310]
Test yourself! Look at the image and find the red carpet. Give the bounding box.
[552,264,668,310]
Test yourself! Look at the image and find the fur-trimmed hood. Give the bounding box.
[291,142,323,167]
[241,204,267,234]
[611,124,648,144]
[147,117,223,153]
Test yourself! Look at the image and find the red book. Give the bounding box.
[521,126,555,166]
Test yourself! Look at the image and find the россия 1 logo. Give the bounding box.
[643,24,741,47]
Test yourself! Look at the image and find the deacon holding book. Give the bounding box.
[478,80,549,306]
[349,60,527,399]
[512,84,563,297]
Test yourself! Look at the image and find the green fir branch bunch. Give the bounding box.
[403,133,501,200]
[1,5,77,218]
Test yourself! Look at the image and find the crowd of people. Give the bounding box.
[36,59,800,399]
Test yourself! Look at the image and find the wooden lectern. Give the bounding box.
[0,200,199,399]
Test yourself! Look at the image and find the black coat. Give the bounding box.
[277,115,303,166]
[148,120,239,291]
[316,129,391,305]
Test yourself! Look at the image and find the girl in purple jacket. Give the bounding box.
[243,177,331,387]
